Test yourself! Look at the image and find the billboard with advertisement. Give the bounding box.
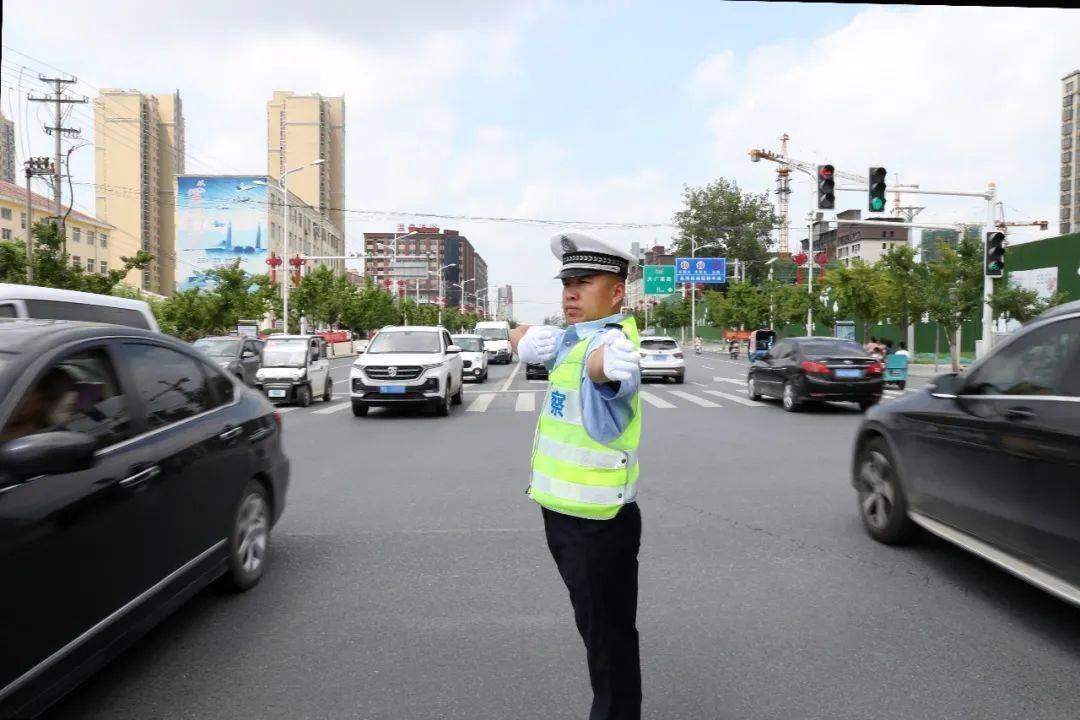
[176,175,269,290]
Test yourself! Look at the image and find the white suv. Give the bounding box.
[640,336,685,384]
[350,326,464,417]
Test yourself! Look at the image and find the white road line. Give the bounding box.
[500,362,522,392]
[638,390,676,409]
[702,365,714,370]
[528,380,548,384]
[713,376,743,385]
[275,406,298,413]
[668,390,720,408]
[693,382,708,387]
[515,392,537,412]
[313,402,352,415]
[467,393,496,412]
[702,389,761,407]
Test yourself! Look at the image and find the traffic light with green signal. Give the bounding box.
[817,165,835,210]
[984,231,1006,277]
[868,167,887,213]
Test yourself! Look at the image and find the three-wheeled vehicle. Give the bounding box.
[883,353,909,390]
[748,329,777,362]
[255,334,333,406]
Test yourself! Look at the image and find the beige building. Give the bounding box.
[834,212,908,267]
[0,179,115,275]
[0,108,14,184]
[1061,70,1079,235]
[267,91,345,238]
[94,89,185,294]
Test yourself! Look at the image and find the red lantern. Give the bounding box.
[266,252,283,284]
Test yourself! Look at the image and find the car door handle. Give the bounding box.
[219,426,244,442]
[119,465,161,489]
[1004,406,1036,421]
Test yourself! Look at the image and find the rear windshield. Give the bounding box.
[192,338,240,357]
[641,339,678,351]
[477,327,509,341]
[800,340,869,358]
[453,337,483,352]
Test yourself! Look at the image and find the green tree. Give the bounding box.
[672,178,778,284]
[290,266,360,329]
[823,261,883,340]
[652,296,691,332]
[704,284,769,331]
[990,283,1070,325]
[876,245,929,340]
[766,281,812,329]
[925,237,984,371]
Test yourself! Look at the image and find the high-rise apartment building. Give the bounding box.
[496,285,514,322]
[94,89,185,294]
[267,91,345,237]
[0,108,14,184]
[363,226,487,313]
[1061,70,1079,235]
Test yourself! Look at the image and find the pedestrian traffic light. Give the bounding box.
[817,165,835,210]
[868,167,887,213]
[985,231,1006,277]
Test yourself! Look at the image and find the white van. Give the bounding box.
[474,320,513,364]
[0,283,160,332]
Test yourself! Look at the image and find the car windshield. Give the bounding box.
[477,328,508,341]
[641,339,678,351]
[367,331,441,354]
[800,340,869,359]
[453,337,483,352]
[192,338,240,357]
[261,339,310,367]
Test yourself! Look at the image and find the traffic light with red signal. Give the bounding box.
[816,165,835,210]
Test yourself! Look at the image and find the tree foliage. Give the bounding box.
[989,283,1069,325]
[876,246,929,339]
[822,261,882,339]
[924,237,985,371]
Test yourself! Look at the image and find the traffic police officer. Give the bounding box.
[510,231,643,720]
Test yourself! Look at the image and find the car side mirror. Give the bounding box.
[446,345,462,354]
[0,431,98,479]
[929,372,961,396]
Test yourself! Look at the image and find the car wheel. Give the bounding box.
[323,377,333,402]
[452,382,463,405]
[856,438,916,544]
[897,381,906,391]
[222,479,271,591]
[858,396,880,412]
[296,385,312,408]
[675,372,685,385]
[782,381,801,412]
[747,376,761,401]
[436,387,451,417]
[352,400,368,417]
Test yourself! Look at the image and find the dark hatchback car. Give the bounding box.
[191,335,264,386]
[0,320,289,719]
[852,302,1080,607]
[525,362,549,380]
[747,336,883,412]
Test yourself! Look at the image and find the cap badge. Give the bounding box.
[560,235,577,253]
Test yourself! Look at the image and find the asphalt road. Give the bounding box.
[47,352,1080,720]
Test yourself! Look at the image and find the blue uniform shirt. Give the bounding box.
[543,313,640,444]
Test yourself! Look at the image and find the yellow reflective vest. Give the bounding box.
[528,317,641,520]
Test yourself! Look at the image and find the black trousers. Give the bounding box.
[542,503,642,720]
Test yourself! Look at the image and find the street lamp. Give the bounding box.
[689,239,721,349]
[254,157,325,334]
[437,263,457,327]
[452,278,477,312]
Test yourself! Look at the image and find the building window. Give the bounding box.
[1065,136,1074,150]
[73,256,81,269]
[1068,82,1075,94]
[86,231,95,246]
[1,229,10,241]
[72,227,81,243]
[20,213,26,229]
[0,208,11,220]
[86,258,95,273]
[882,243,887,249]
[100,234,108,247]
[100,261,108,274]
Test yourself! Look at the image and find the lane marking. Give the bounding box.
[275,406,298,413]
[693,382,708,387]
[702,389,760,407]
[668,390,720,408]
[500,362,522,392]
[466,393,496,412]
[713,377,743,385]
[313,402,352,415]
[528,380,548,384]
[638,390,676,409]
[515,392,536,412]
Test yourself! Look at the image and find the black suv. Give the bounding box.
[747,336,883,411]
[0,320,290,718]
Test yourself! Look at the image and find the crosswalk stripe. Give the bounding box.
[713,377,743,385]
[275,406,298,413]
[467,393,496,412]
[668,390,720,408]
[702,390,761,407]
[638,390,676,409]
[515,392,536,412]
[313,401,352,415]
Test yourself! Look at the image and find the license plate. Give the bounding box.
[835,368,863,379]
[654,354,667,361]
[380,384,406,394]
[268,389,286,398]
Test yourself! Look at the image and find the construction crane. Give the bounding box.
[995,201,1048,232]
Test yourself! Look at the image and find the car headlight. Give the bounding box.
[295,368,307,380]
[419,363,444,370]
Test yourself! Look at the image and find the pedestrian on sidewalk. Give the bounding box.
[510,231,643,720]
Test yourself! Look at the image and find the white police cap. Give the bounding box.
[550,231,637,280]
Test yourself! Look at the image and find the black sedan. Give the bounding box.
[525,362,549,380]
[0,319,289,718]
[192,335,264,386]
[747,336,883,411]
[852,301,1080,607]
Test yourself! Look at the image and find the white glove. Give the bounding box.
[518,326,560,365]
[599,330,639,383]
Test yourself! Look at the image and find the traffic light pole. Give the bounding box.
[982,185,997,357]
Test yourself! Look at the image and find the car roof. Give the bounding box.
[379,325,443,332]
[641,336,677,342]
[0,282,152,311]
[1037,300,1080,321]
[265,334,321,340]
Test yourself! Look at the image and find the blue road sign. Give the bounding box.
[675,257,727,284]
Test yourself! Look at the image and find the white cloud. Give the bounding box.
[690,49,735,99]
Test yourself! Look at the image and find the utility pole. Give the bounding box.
[28,75,87,251]
[24,157,55,283]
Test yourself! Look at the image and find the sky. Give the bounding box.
[2,1,1078,323]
